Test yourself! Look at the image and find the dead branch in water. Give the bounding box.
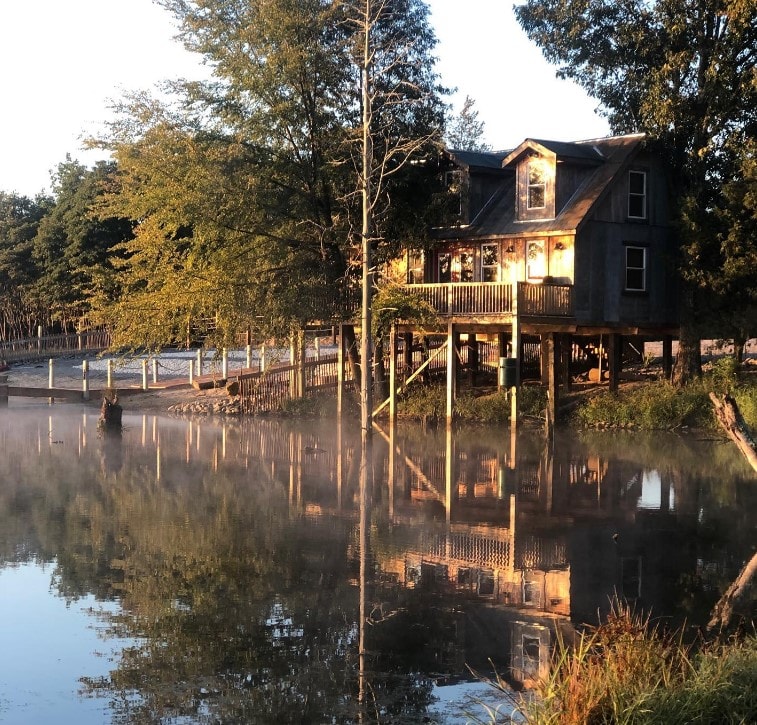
[708,392,757,474]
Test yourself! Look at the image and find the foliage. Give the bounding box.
[0,191,52,339]
[372,282,438,339]
[33,157,133,331]
[573,374,757,431]
[396,382,547,423]
[89,0,449,351]
[510,604,757,725]
[445,95,491,152]
[515,1,757,383]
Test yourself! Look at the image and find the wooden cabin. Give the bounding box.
[397,133,678,418]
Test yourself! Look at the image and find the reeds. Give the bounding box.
[513,602,757,724]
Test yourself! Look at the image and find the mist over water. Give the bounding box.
[0,408,753,723]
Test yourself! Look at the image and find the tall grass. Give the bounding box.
[509,603,757,724]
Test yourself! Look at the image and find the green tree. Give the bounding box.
[445,95,491,151]
[32,158,133,332]
[515,0,757,383]
[91,0,447,352]
[0,191,52,339]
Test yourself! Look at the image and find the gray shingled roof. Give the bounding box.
[435,134,644,240]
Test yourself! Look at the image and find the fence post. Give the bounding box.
[107,359,113,388]
[196,348,203,377]
[260,344,266,373]
[222,348,228,379]
[78,332,83,351]
[152,358,159,384]
[315,337,321,361]
[142,359,149,390]
[49,358,55,389]
[82,359,90,401]
[245,344,252,370]
[37,326,42,353]
[189,358,194,385]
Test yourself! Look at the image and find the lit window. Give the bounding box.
[526,240,546,280]
[481,243,499,282]
[407,251,424,284]
[528,160,546,209]
[438,253,451,283]
[625,246,647,291]
[628,170,647,219]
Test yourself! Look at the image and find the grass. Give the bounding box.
[491,603,757,724]
[573,365,757,431]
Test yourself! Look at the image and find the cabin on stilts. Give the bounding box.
[386,133,678,422]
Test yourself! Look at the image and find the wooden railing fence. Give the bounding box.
[0,329,111,363]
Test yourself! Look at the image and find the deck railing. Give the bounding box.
[405,281,573,317]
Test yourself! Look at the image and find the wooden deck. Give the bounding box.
[405,281,573,318]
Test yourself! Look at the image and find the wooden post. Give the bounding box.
[245,344,252,370]
[141,359,148,390]
[152,357,159,384]
[446,321,456,423]
[299,331,306,397]
[510,282,521,425]
[403,332,413,378]
[389,322,397,424]
[608,333,622,392]
[315,336,321,361]
[260,344,266,373]
[337,324,345,418]
[561,334,572,391]
[222,348,228,379]
[49,358,55,389]
[82,359,90,400]
[289,336,297,398]
[106,359,113,389]
[662,335,673,380]
[196,348,203,377]
[468,333,478,386]
[546,333,558,426]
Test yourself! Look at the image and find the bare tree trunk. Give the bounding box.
[709,392,757,473]
[672,288,702,386]
[708,551,757,631]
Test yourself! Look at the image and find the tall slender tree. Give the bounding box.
[445,95,491,152]
[516,0,757,382]
[91,0,447,352]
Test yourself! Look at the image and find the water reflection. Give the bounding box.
[0,409,754,722]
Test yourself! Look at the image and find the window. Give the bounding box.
[481,243,499,282]
[527,159,546,209]
[407,251,424,284]
[526,240,546,280]
[628,170,647,219]
[439,249,474,282]
[625,246,647,291]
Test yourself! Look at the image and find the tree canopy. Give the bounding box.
[90,0,448,350]
[515,0,757,378]
[445,95,491,152]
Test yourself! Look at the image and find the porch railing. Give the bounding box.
[405,282,573,317]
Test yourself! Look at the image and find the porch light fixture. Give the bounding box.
[505,243,515,253]
[554,242,565,250]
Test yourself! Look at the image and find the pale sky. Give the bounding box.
[0,0,609,198]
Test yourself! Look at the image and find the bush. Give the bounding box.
[512,604,757,725]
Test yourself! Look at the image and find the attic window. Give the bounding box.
[628,170,647,219]
[527,159,546,209]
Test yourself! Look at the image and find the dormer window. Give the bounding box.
[628,170,647,219]
[515,153,555,220]
[527,159,546,209]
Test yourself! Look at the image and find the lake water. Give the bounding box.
[0,407,754,723]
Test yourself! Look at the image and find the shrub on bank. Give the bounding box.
[574,372,757,431]
[510,605,757,725]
